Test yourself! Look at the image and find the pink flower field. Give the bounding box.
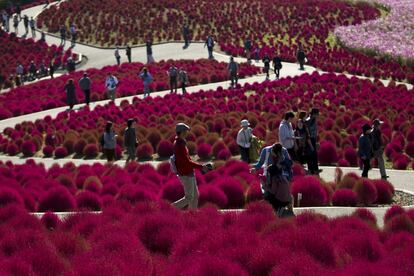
[2,72,413,170]
[1,201,414,274]
[0,59,259,119]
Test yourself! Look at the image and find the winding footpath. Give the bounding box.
[1,1,413,224]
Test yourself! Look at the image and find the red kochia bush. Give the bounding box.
[197,143,212,160]
[199,186,229,208]
[40,212,61,230]
[0,187,24,207]
[83,144,99,158]
[291,176,328,206]
[21,140,37,157]
[318,141,338,165]
[137,142,154,160]
[38,187,76,212]
[373,179,394,204]
[332,189,357,206]
[76,191,102,211]
[353,178,378,205]
[43,145,54,157]
[157,140,174,158]
[54,146,69,158]
[217,177,245,208]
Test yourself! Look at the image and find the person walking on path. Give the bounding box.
[78,73,91,106]
[15,4,21,20]
[102,121,117,163]
[358,124,373,178]
[168,64,178,93]
[23,15,29,35]
[28,61,37,81]
[2,11,9,32]
[262,54,271,80]
[64,79,77,110]
[40,31,46,42]
[114,47,121,66]
[172,123,210,209]
[305,108,322,175]
[13,15,18,34]
[244,38,252,63]
[295,111,313,165]
[139,67,153,97]
[16,63,24,83]
[237,119,253,163]
[59,25,66,45]
[272,54,282,79]
[204,35,215,59]
[146,39,154,64]
[105,73,118,101]
[124,118,138,163]
[49,59,55,79]
[29,16,36,38]
[228,56,238,88]
[297,44,306,70]
[182,24,190,49]
[371,119,389,179]
[251,143,294,217]
[279,111,297,161]
[69,24,77,47]
[125,45,131,63]
[178,68,189,94]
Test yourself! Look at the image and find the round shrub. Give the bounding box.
[292,163,306,176]
[0,187,24,207]
[54,146,69,159]
[63,139,75,154]
[43,145,54,157]
[197,143,212,160]
[40,212,61,230]
[373,180,394,204]
[76,191,102,211]
[352,208,377,226]
[337,173,359,189]
[199,186,228,208]
[405,142,414,158]
[353,179,378,206]
[246,182,263,202]
[157,140,174,158]
[384,205,405,223]
[291,176,328,207]
[217,148,231,160]
[38,187,76,212]
[217,177,245,208]
[318,141,338,165]
[6,143,18,156]
[332,189,357,207]
[74,139,87,155]
[385,214,414,235]
[343,146,358,166]
[83,144,99,159]
[21,140,36,157]
[212,141,227,158]
[137,142,154,160]
[393,158,409,170]
[160,181,184,202]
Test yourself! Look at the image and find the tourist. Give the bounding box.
[13,15,18,34]
[29,16,35,38]
[205,35,215,59]
[254,47,260,63]
[305,108,321,175]
[125,45,131,63]
[114,47,121,66]
[28,61,37,81]
[15,4,21,20]
[146,39,154,63]
[237,119,253,163]
[102,121,117,163]
[244,38,252,63]
[105,73,118,101]
[168,64,178,93]
[40,31,46,42]
[297,44,306,70]
[371,119,389,179]
[272,54,282,79]
[2,11,9,32]
[172,123,211,209]
[262,53,271,80]
[69,24,76,47]
[124,118,138,163]
[183,24,190,48]
[358,124,373,178]
[38,60,48,77]
[228,56,238,88]
[139,67,153,97]
[14,74,22,87]
[178,68,189,94]
[78,73,91,106]
[49,60,55,79]
[251,143,294,217]
[279,111,296,160]
[295,111,313,165]
[16,63,24,83]
[64,79,77,110]
[59,25,66,45]
[66,57,76,72]
[23,15,29,35]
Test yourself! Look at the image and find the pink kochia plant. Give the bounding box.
[1,202,414,274]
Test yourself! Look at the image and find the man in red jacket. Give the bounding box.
[173,123,209,209]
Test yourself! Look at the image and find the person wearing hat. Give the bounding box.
[279,111,296,161]
[78,73,91,106]
[358,123,373,178]
[237,119,253,163]
[305,108,322,175]
[372,119,388,179]
[173,123,210,209]
[124,118,138,163]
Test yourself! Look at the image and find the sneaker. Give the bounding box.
[381,175,390,180]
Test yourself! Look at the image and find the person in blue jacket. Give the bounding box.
[358,124,372,178]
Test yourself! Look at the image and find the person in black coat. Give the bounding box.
[358,124,372,178]
[262,54,271,79]
[125,45,131,63]
[64,79,77,110]
[296,44,306,70]
[183,24,190,48]
[272,55,282,79]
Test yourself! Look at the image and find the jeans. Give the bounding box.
[307,137,319,174]
[373,149,387,177]
[170,77,178,93]
[173,175,199,209]
[181,82,187,94]
[107,88,116,100]
[239,146,250,163]
[83,89,90,105]
[230,72,238,87]
[361,158,371,178]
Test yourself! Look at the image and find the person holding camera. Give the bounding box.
[124,118,138,163]
[172,123,212,209]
